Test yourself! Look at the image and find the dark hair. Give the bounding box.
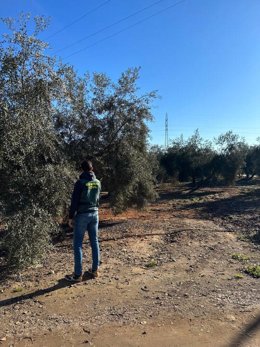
[81,160,93,172]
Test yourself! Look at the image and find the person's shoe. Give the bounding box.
[87,269,99,279]
[64,273,82,282]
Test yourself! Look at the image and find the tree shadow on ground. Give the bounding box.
[157,184,260,243]
[184,188,260,217]
[0,264,10,283]
[99,220,126,229]
[0,276,93,308]
[158,179,260,204]
[250,231,260,245]
[228,312,260,347]
[158,189,221,202]
[236,178,260,187]
[183,187,260,244]
[54,220,126,243]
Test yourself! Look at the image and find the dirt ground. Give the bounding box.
[0,182,260,347]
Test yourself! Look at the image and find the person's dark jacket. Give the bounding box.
[69,171,101,219]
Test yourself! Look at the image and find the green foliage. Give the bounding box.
[0,14,72,217]
[234,273,244,279]
[214,131,247,184]
[4,206,57,269]
[245,265,260,278]
[12,287,24,293]
[160,130,255,186]
[105,145,158,213]
[231,253,250,262]
[145,259,157,268]
[54,65,158,212]
[244,145,260,178]
[161,130,215,184]
[148,145,167,183]
[0,15,72,269]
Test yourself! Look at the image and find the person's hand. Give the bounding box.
[68,219,74,229]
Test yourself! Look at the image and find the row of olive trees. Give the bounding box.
[0,15,157,269]
[156,130,260,185]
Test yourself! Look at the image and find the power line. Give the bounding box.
[55,0,167,54]
[158,129,260,135]
[155,124,260,131]
[46,0,111,39]
[167,127,260,132]
[64,0,186,59]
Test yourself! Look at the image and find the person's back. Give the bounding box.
[66,160,101,282]
[77,175,101,214]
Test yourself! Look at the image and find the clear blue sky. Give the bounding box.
[1,0,260,146]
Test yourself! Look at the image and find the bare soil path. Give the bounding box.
[0,183,259,346]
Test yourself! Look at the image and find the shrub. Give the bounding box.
[245,265,260,278]
[234,274,244,279]
[231,253,250,261]
[4,206,58,269]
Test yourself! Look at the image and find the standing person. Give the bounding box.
[65,160,101,282]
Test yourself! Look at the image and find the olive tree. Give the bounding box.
[0,15,72,268]
[214,131,247,184]
[244,145,260,179]
[54,67,158,213]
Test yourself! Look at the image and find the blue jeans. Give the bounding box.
[73,211,100,276]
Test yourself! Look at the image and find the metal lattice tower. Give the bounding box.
[165,113,168,148]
